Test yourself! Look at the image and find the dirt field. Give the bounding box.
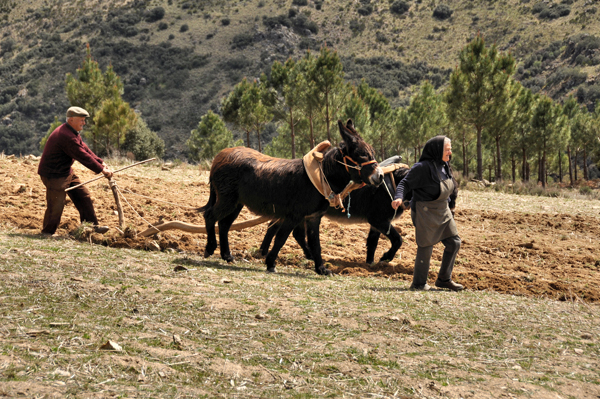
[2,156,600,302]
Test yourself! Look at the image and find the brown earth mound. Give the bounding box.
[2,157,599,302]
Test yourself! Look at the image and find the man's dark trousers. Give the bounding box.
[40,173,99,234]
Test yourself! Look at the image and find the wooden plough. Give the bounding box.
[137,215,272,237]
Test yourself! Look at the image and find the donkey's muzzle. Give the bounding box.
[369,167,384,186]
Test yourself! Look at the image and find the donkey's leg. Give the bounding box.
[378,224,402,263]
[265,218,299,273]
[305,217,330,275]
[217,204,244,263]
[365,227,381,264]
[291,221,313,260]
[260,220,280,256]
[203,207,218,258]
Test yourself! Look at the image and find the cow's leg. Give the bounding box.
[305,217,330,275]
[265,218,299,273]
[260,220,280,256]
[365,227,381,264]
[217,204,243,263]
[291,221,313,260]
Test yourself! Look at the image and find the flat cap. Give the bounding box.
[66,106,90,118]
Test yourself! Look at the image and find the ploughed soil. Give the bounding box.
[3,157,600,302]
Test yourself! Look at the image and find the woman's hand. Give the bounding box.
[391,199,402,210]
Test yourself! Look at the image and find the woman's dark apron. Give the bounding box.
[411,167,458,247]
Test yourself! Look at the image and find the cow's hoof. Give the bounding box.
[204,249,213,258]
[222,254,234,263]
[266,267,276,273]
[316,267,331,276]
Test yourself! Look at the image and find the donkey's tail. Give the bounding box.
[196,182,216,213]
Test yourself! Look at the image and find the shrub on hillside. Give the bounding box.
[0,37,15,56]
[221,18,230,26]
[292,0,308,6]
[145,7,165,22]
[390,0,410,15]
[532,2,570,19]
[376,31,389,44]
[263,15,292,30]
[292,13,319,35]
[357,4,374,16]
[349,19,366,35]
[180,24,189,32]
[158,22,168,30]
[231,33,254,49]
[433,4,453,20]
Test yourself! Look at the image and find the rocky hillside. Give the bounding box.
[0,0,599,158]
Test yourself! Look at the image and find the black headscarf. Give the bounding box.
[419,135,446,163]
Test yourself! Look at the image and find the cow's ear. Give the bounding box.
[346,119,354,130]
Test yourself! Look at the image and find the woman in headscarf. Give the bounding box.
[391,135,463,291]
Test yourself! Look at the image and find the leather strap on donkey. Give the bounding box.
[302,141,364,212]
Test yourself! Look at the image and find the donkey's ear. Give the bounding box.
[338,119,359,148]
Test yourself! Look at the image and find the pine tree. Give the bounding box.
[309,47,346,143]
[531,96,569,188]
[65,44,136,155]
[187,111,239,161]
[445,34,515,180]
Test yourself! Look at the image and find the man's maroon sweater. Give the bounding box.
[38,123,104,179]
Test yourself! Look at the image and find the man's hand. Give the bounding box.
[102,166,113,179]
[450,208,455,218]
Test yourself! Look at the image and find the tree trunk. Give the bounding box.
[526,162,530,182]
[290,109,296,159]
[309,116,315,148]
[245,130,251,148]
[538,152,544,185]
[567,145,573,185]
[511,154,516,183]
[476,126,483,180]
[541,149,547,188]
[583,147,589,180]
[256,126,262,153]
[522,147,527,182]
[495,135,502,182]
[462,136,468,179]
[558,148,562,183]
[325,89,331,143]
[574,150,578,181]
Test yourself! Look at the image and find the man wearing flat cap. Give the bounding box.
[38,106,113,235]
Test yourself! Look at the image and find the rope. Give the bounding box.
[347,193,351,218]
[121,188,200,209]
[382,175,398,235]
[114,185,160,232]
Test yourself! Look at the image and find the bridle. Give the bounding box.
[336,148,379,179]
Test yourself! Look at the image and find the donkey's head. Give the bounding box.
[338,119,383,186]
